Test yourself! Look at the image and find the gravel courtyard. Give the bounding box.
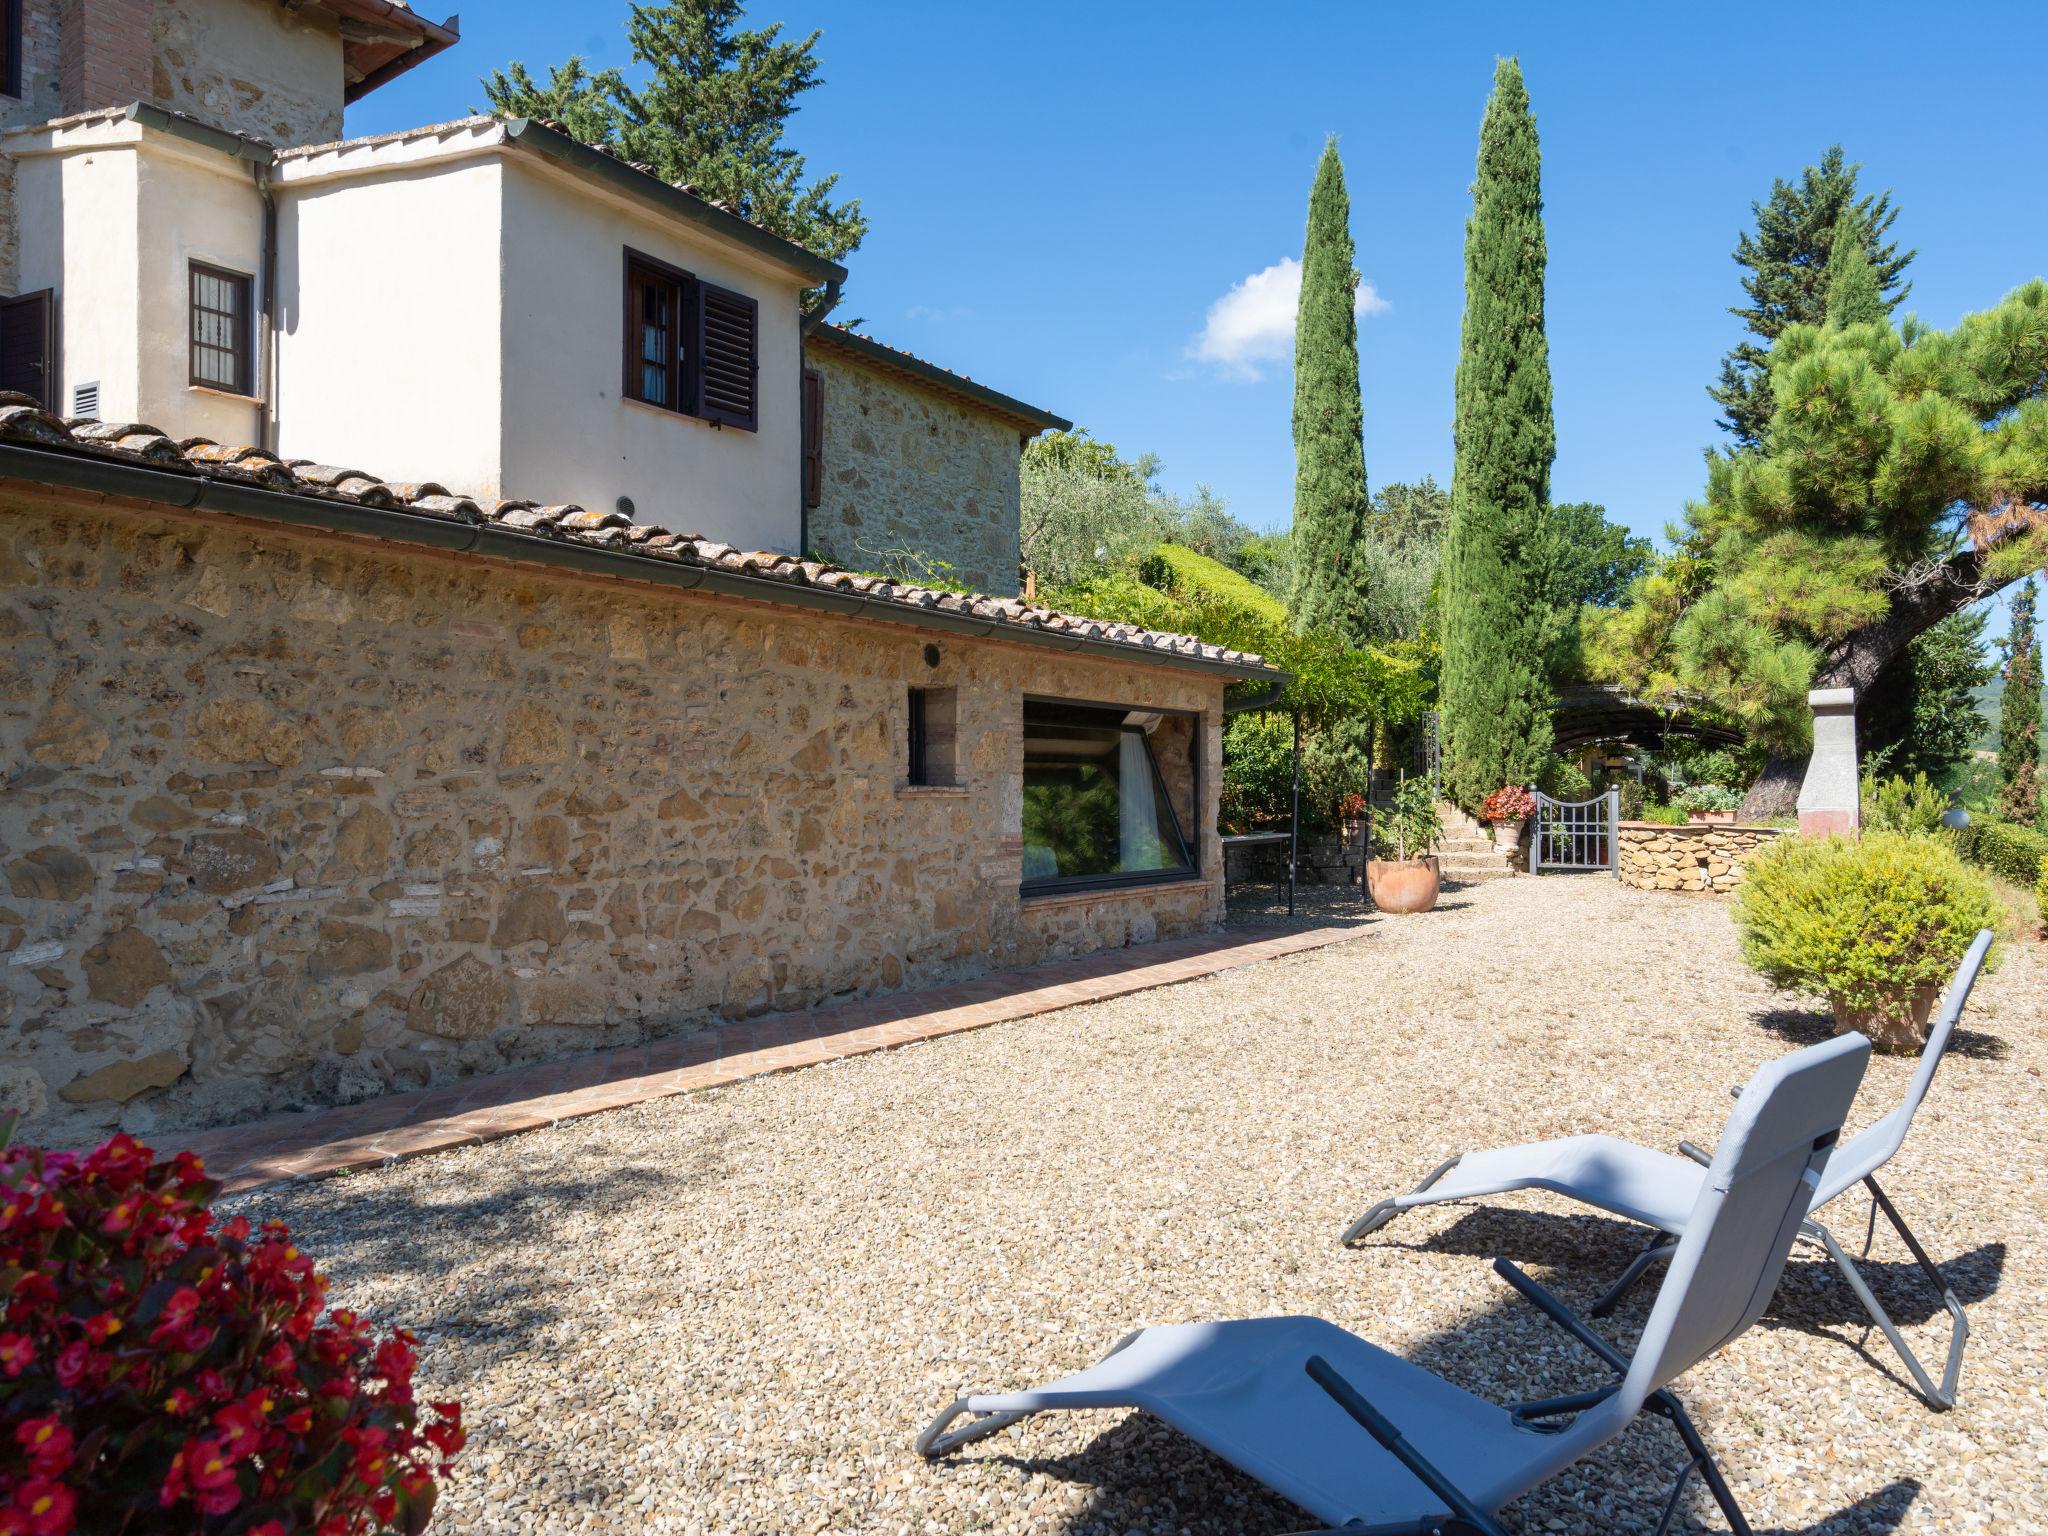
[236,876,2048,1535]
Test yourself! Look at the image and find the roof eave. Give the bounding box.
[501,118,847,289]
[0,441,1277,683]
[807,326,1070,435]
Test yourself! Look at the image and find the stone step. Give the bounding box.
[1438,837,1500,853]
[1438,854,1515,873]
[1440,865,1516,883]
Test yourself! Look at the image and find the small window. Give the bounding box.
[189,262,253,395]
[1021,700,1193,891]
[620,249,759,431]
[624,254,687,411]
[2,0,20,101]
[907,686,956,787]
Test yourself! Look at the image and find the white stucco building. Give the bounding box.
[0,0,1065,561]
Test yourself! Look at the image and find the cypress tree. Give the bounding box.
[1286,139,1371,648]
[1999,580,2042,825]
[1824,216,1885,328]
[1440,58,1557,806]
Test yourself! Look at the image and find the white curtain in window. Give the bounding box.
[1118,729,1161,870]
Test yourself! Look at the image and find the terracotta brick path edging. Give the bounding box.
[173,922,1363,1194]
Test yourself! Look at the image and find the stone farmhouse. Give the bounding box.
[0,2,1277,1142]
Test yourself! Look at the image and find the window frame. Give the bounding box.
[187,261,255,397]
[1018,694,1202,897]
[621,247,694,415]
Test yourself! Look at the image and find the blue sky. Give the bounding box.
[353,1,2048,554]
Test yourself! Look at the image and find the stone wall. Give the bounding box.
[2,1,68,290]
[0,485,1224,1143]
[150,0,345,148]
[1618,821,1786,894]
[806,347,1023,597]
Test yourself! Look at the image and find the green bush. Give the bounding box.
[1220,713,1294,832]
[1612,777,1646,820]
[1733,832,2002,1048]
[1861,771,1950,837]
[2038,855,2048,927]
[1641,802,1690,825]
[1540,756,1592,801]
[1962,818,2048,887]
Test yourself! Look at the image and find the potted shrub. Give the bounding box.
[1366,777,1443,914]
[1733,831,2003,1051]
[1676,783,1741,824]
[1478,784,1536,851]
[0,1131,464,1534]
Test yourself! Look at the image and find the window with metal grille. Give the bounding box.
[620,249,759,432]
[189,263,253,395]
[623,254,687,412]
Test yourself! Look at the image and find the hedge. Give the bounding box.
[1963,819,2048,887]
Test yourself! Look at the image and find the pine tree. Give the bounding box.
[481,1,866,263]
[1439,58,1558,806]
[1824,215,1886,328]
[1709,147,1913,445]
[1285,140,1371,648]
[1596,282,2048,818]
[2000,580,2043,824]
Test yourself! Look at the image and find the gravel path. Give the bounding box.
[236,877,2048,1535]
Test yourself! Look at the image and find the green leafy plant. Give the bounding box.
[1641,802,1691,825]
[1733,832,2003,1049]
[1676,783,1742,815]
[2037,855,2048,933]
[1861,771,1952,838]
[1376,776,1443,861]
[1962,819,2048,887]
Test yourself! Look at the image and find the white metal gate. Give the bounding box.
[1531,789,1619,875]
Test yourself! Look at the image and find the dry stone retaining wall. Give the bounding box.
[1618,821,1785,894]
[0,487,1223,1143]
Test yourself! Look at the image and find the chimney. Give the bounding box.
[60,0,154,115]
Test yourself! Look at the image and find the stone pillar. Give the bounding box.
[1796,687,1860,838]
[59,0,153,116]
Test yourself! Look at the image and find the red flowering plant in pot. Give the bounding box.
[1478,785,1536,851]
[0,1129,463,1535]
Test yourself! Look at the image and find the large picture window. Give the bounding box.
[1021,700,1193,892]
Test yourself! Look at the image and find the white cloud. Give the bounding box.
[1186,257,1387,380]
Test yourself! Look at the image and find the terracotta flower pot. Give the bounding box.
[1366,855,1441,914]
[1492,818,1525,851]
[1830,981,1942,1053]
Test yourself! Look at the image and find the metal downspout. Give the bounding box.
[252,159,279,453]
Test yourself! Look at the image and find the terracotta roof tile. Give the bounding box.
[0,401,1267,671]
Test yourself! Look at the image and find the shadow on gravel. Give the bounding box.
[1749,1006,2007,1060]
[958,1263,1933,1535]
[1385,1206,2006,1331]
[232,1148,685,1374]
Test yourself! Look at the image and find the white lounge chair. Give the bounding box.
[1343,929,1992,1410]
[918,1034,1870,1535]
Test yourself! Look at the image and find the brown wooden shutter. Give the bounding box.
[695,282,758,430]
[0,289,56,410]
[800,367,823,508]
